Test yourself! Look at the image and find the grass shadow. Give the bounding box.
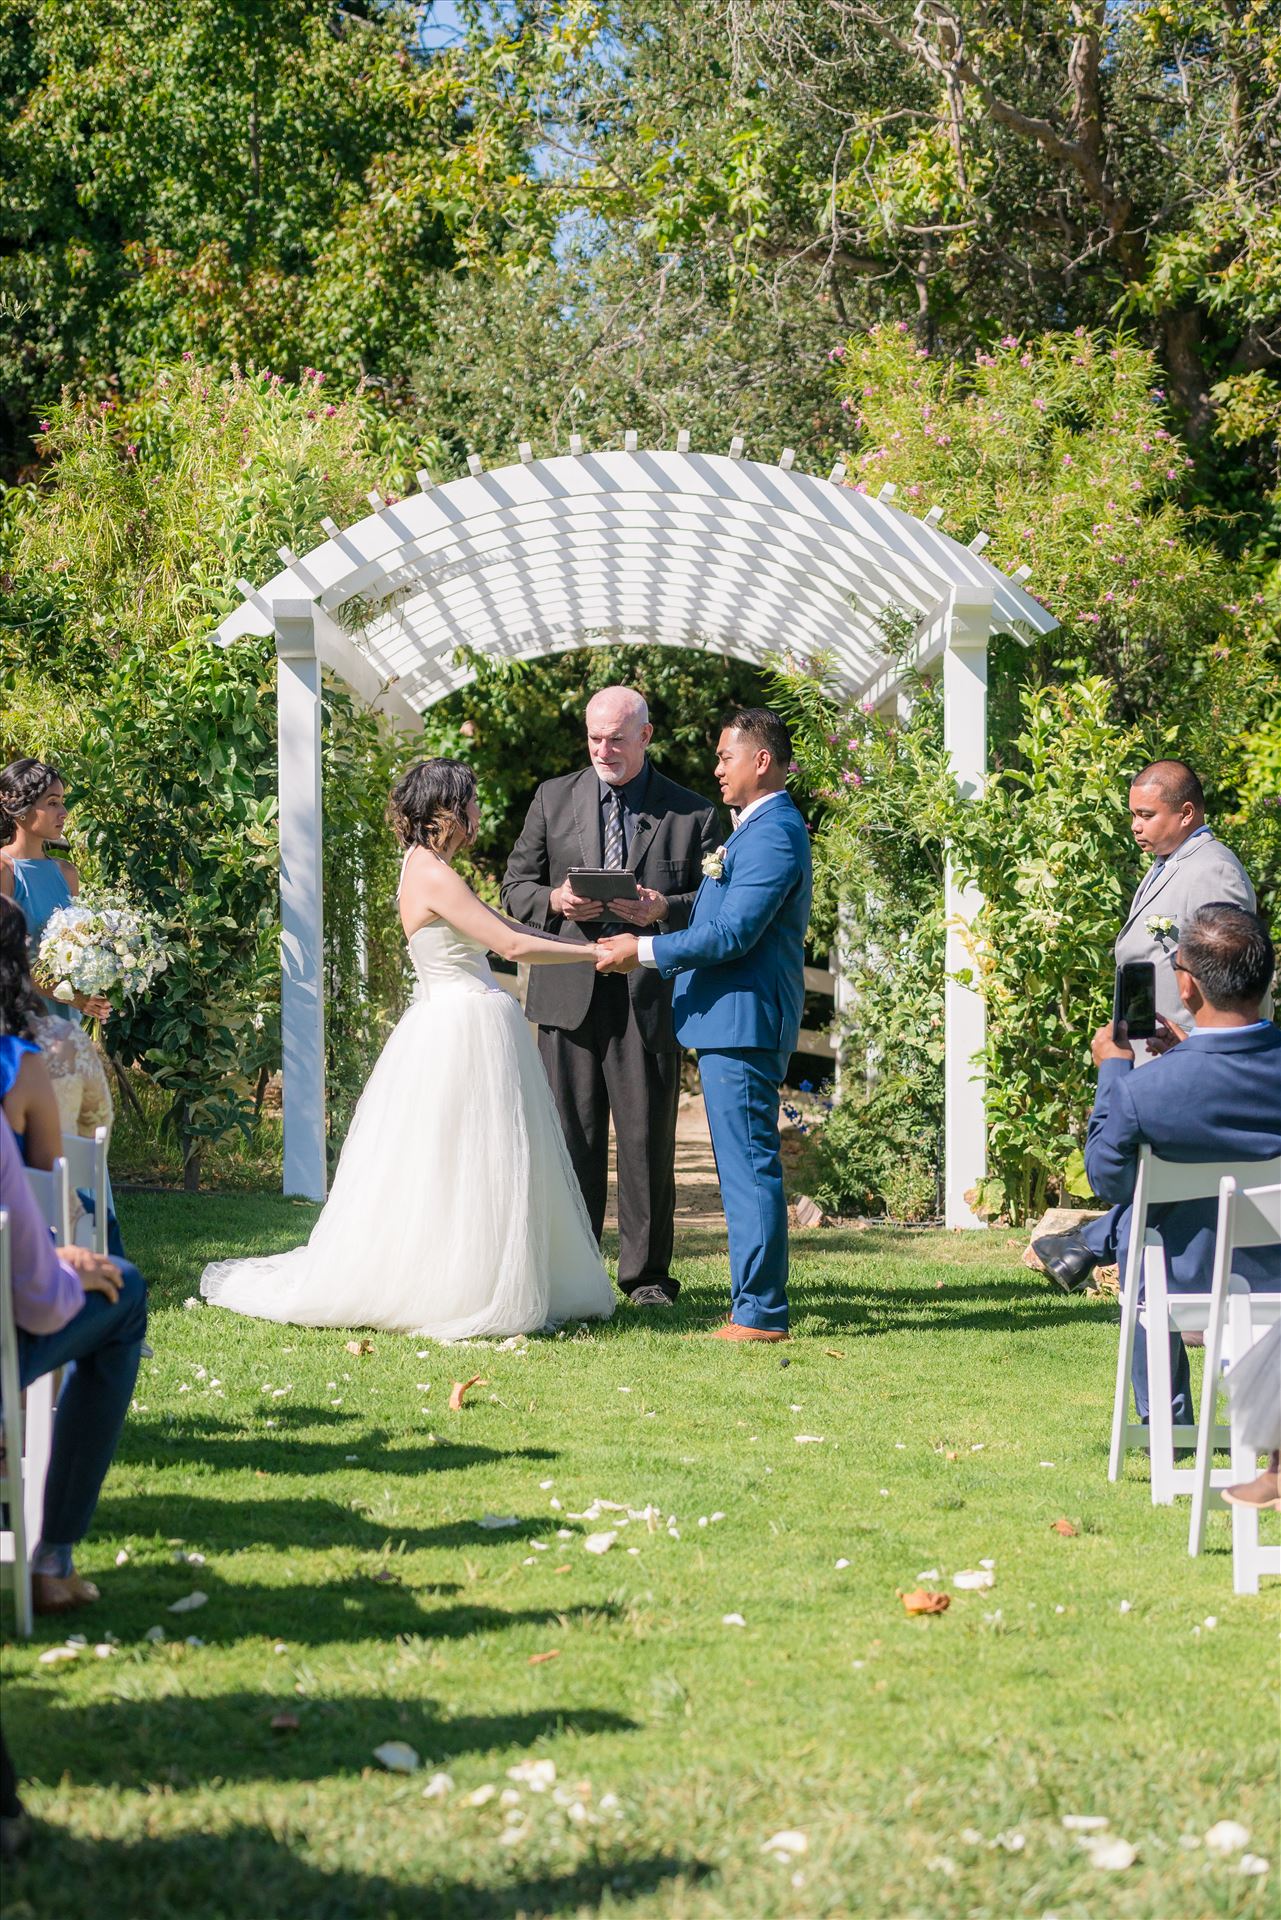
[93,1493,577,1557]
[3,1826,709,1920]
[4,1689,639,1791]
[117,1413,557,1478]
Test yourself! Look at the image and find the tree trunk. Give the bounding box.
[182,1139,202,1192]
[1162,308,1215,441]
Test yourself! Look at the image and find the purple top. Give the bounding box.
[0,1112,84,1334]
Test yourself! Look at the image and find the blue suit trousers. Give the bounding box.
[698,1046,790,1331]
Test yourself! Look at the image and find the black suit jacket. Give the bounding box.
[501,764,721,1050]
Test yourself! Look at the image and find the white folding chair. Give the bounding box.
[1108,1148,1281,1501]
[23,1156,72,1247]
[1188,1179,1281,1590]
[60,1127,110,1254]
[0,1208,34,1636]
[13,1157,72,1577]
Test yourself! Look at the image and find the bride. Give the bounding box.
[200,759,616,1339]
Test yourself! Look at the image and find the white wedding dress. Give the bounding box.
[200,915,616,1339]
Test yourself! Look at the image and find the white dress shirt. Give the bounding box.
[636,789,788,969]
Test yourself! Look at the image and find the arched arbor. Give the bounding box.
[211,438,1057,1224]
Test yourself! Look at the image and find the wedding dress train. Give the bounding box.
[199,919,616,1338]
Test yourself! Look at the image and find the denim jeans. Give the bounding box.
[16,1261,146,1547]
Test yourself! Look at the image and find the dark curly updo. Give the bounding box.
[0,757,63,846]
[0,895,42,1038]
[387,759,477,855]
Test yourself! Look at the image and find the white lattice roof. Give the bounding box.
[213,444,1056,720]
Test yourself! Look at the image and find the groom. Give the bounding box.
[597,709,812,1341]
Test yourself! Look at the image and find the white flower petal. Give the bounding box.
[1205,1821,1250,1855]
[373,1741,420,1774]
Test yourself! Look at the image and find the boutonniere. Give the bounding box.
[702,846,727,881]
[1145,914,1176,940]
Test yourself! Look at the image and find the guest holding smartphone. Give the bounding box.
[1034,757,1258,1291]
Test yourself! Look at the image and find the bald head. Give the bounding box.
[586,685,653,786]
[1129,758,1206,859]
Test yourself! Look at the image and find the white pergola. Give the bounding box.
[210,438,1057,1225]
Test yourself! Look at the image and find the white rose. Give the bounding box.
[53,979,76,1003]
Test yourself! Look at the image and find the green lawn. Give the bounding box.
[2,1194,1277,1920]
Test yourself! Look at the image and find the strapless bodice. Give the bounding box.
[406,920,497,998]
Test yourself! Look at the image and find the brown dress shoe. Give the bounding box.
[710,1321,790,1343]
[1223,1459,1281,1512]
[32,1572,101,1615]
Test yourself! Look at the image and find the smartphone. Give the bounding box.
[1113,960,1158,1041]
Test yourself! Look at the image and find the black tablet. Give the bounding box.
[566,868,641,902]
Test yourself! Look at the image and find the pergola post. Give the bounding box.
[942,589,993,1229]
[274,603,328,1203]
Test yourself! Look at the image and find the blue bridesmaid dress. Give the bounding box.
[8,857,79,1022]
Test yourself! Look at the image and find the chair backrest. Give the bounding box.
[60,1127,110,1255]
[23,1157,71,1246]
[0,1207,19,1433]
[1142,1149,1281,1208]
[1220,1180,1281,1258]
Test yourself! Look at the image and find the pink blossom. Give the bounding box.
[38,419,51,431]
[1165,468,1177,479]
[860,699,875,714]
[1033,396,1047,411]
[1020,353,1033,369]
[840,396,854,412]
[324,405,337,416]
[827,346,847,362]
[907,483,921,496]
[1001,334,1017,349]
[896,321,909,333]
[1062,454,1073,467]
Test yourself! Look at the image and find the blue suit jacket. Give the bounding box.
[649,793,812,1054]
[1084,1024,1281,1289]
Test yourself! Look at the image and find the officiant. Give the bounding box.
[502,687,720,1306]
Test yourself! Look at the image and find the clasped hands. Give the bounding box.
[550,878,662,976]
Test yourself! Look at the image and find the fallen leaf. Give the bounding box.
[449,1374,486,1410]
[1238,1854,1270,1876]
[143,1625,166,1642]
[345,1338,374,1356]
[1051,1518,1078,1537]
[371,1569,399,1584]
[823,1348,845,1359]
[528,1649,560,1665]
[167,1590,209,1614]
[952,1569,994,1591]
[373,1741,420,1774]
[552,1564,571,1574]
[421,1772,454,1799]
[722,1612,747,1627]
[1205,1821,1251,1855]
[38,1647,80,1665]
[900,1587,951,1615]
[477,1513,520,1530]
[1062,1815,1110,1833]
[466,1784,497,1806]
[270,1712,300,1733]
[583,1531,618,1555]
[794,1434,825,1444]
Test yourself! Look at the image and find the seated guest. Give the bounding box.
[1084,902,1281,1427]
[0,893,62,1170]
[0,1112,147,1613]
[32,1013,113,1140]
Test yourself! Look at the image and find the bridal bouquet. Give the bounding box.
[35,890,171,1010]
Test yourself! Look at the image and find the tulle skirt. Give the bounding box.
[200,983,615,1339]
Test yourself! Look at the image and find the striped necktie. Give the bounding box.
[603,790,625,869]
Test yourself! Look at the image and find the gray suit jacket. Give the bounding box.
[501,764,721,1050]
[1115,829,1257,1046]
